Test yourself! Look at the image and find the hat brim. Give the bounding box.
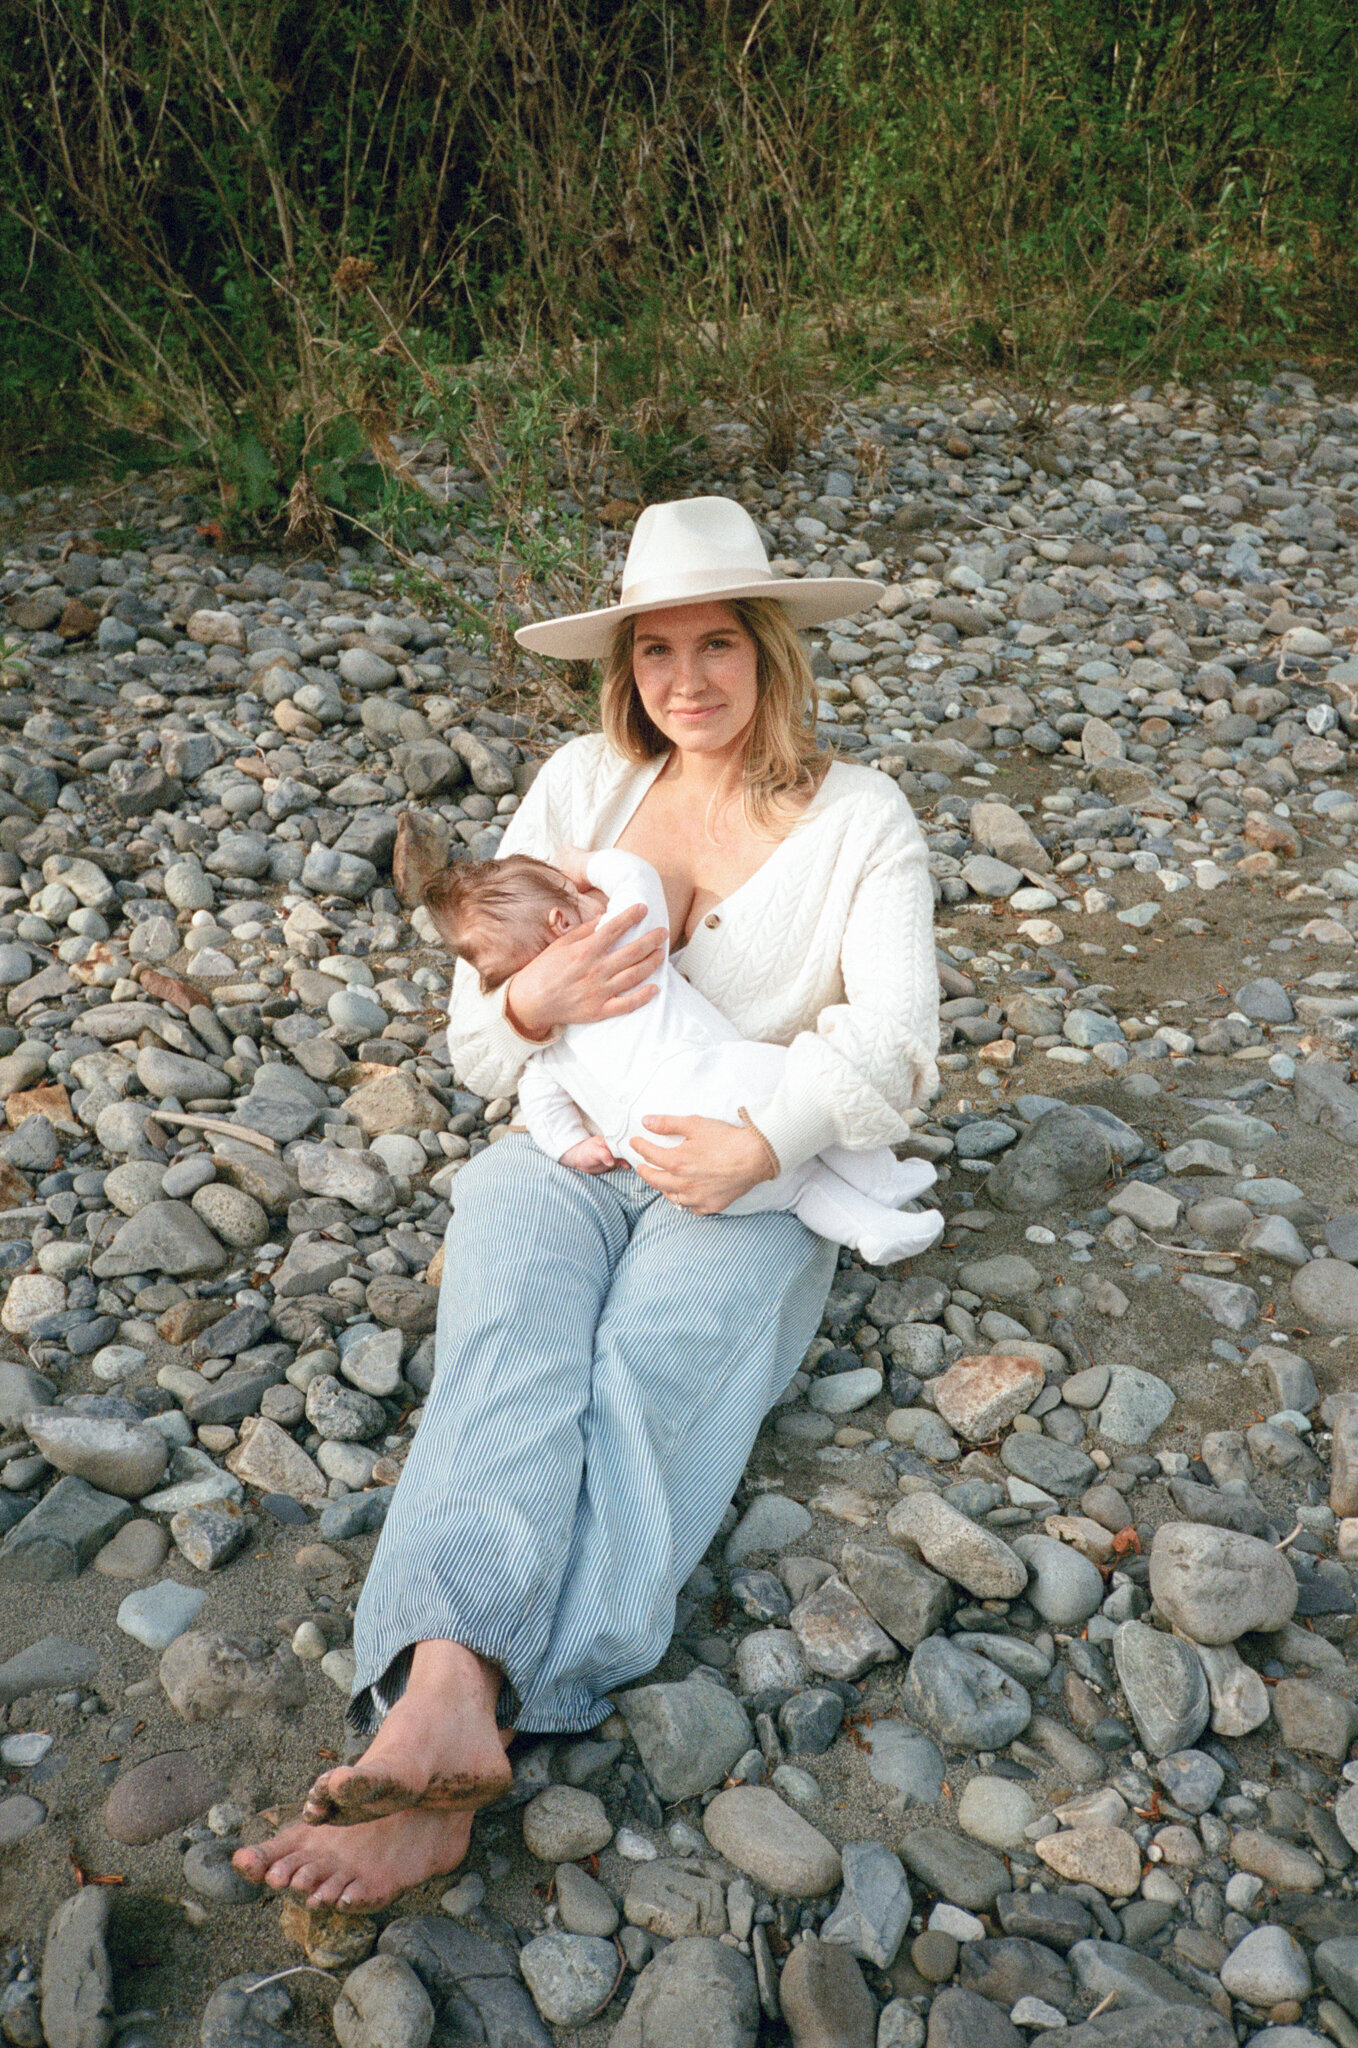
[513,575,887,661]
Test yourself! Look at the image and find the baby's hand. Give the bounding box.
[560,1136,617,1174]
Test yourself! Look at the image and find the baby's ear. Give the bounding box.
[547,904,576,937]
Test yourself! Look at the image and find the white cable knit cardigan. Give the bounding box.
[446,734,940,1173]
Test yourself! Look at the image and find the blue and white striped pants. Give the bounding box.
[348,1134,837,1735]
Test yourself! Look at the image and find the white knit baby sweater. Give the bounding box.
[445,733,940,1173]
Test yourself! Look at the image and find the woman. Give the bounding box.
[235,495,940,1910]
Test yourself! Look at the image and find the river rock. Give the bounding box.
[886,1492,1027,1598]
[24,1412,168,1499]
[703,1787,841,1896]
[1148,1522,1298,1642]
[901,1635,1031,1750]
[41,1888,114,2048]
[780,1933,877,2048]
[1112,1620,1210,1755]
[104,1749,214,1844]
[610,1937,758,2048]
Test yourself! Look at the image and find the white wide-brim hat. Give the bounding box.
[513,495,885,660]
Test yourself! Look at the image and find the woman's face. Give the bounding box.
[629,602,759,759]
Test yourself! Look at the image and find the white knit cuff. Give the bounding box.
[743,1090,839,1178]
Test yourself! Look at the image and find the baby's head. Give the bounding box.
[423,855,585,991]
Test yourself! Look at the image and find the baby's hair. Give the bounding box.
[422,854,575,990]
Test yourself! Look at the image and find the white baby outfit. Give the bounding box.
[516,849,943,1265]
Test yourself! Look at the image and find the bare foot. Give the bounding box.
[302,1639,514,1827]
[232,1806,474,1911]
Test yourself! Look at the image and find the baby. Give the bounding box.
[425,847,943,1266]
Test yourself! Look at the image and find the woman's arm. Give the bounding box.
[741,827,940,1174]
[445,749,668,1100]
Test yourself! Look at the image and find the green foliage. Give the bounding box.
[0,0,1354,517]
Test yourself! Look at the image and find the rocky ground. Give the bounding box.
[2,370,1358,2048]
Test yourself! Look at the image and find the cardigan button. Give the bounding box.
[704,913,721,929]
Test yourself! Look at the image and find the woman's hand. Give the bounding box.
[630,1116,777,1216]
[504,902,667,1039]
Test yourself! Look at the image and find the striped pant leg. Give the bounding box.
[347,1135,630,1734]
[510,1185,837,1732]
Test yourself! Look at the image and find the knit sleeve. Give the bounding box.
[742,825,940,1173]
[444,753,571,1098]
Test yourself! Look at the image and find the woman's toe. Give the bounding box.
[231,1845,267,1882]
[264,1851,308,1889]
[287,1860,327,1896]
[306,1869,351,1908]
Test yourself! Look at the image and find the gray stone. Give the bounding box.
[1219,1925,1310,2006]
[1270,1678,1358,1760]
[181,1842,259,1908]
[820,1840,912,1968]
[518,1932,617,2028]
[199,1975,300,2048]
[92,1201,228,1278]
[117,1579,209,1650]
[555,1862,620,1937]
[839,1543,953,1648]
[1097,1366,1175,1446]
[725,1493,813,1563]
[0,1633,99,1704]
[1069,1939,1205,2010]
[734,1629,808,1695]
[522,1785,612,1863]
[0,1359,55,1431]
[0,1794,45,1848]
[956,1777,1037,1850]
[1293,1258,1358,1332]
[159,1630,307,1721]
[305,1374,386,1441]
[104,1749,215,1844]
[780,1934,876,2048]
[1148,1522,1297,1643]
[171,1500,249,1571]
[294,1141,398,1216]
[704,1786,841,1896]
[986,1107,1112,1213]
[136,1046,233,1102]
[928,1988,1023,2048]
[885,1492,1027,1598]
[789,1575,899,1680]
[1177,1272,1259,1330]
[859,1720,945,1804]
[1154,1749,1224,1815]
[1235,977,1295,1025]
[25,1412,168,1499]
[1011,1535,1104,1624]
[609,1937,758,2048]
[959,1938,1075,2016]
[301,844,379,898]
[624,1862,727,1939]
[41,1887,113,2048]
[999,1434,1096,1495]
[192,1183,269,1251]
[332,1955,433,2048]
[0,1477,132,1582]
[901,1635,1031,1750]
[617,1677,752,1802]
[1112,1620,1210,1756]
[1034,2012,1233,2048]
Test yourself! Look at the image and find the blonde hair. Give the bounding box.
[599,597,828,834]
